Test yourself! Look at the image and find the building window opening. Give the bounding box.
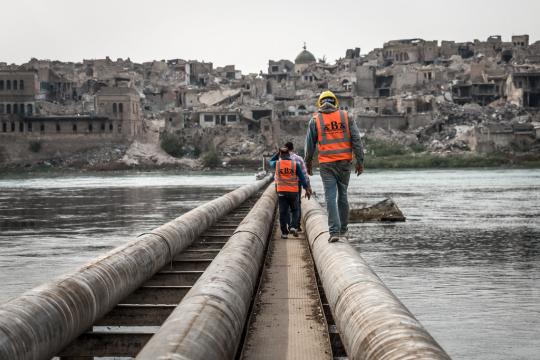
[6,104,11,114]
[28,122,32,132]
[20,104,25,114]
[113,103,117,113]
[40,123,45,132]
[19,122,23,132]
[119,103,123,113]
[20,80,24,90]
[0,104,3,114]
[109,123,113,131]
[73,124,77,132]
[88,124,93,132]
[27,104,33,115]
[13,81,17,90]
[56,124,61,132]
[2,123,6,133]
[13,104,18,114]
[0,80,4,90]
[101,123,105,131]
[11,122,15,132]
[6,80,11,90]
[528,93,540,108]
[378,88,391,97]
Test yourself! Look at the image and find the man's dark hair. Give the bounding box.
[284,142,294,151]
[279,147,290,158]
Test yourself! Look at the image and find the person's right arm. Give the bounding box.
[268,152,279,169]
[304,117,318,175]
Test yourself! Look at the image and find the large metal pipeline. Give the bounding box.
[137,184,278,360]
[302,197,451,360]
[0,176,272,360]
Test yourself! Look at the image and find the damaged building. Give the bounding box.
[2,33,540,167]
[0,70,38,118]
[506,70,540,108]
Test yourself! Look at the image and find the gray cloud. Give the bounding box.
[1,0,538,73]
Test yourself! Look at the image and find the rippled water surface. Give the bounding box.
[310,169,540,360]
[1,169,539,360]
[0,172,253,303]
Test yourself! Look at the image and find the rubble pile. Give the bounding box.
[31,144,128,169]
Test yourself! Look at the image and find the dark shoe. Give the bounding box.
[328,234,340,243]
[290,228,298,237]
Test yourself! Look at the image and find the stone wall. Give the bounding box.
[357,114,407,131]
[0,132,126,164]
[407,113,433,129]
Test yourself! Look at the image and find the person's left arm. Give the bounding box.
[349,116,365,175]
[295,161,309,189]
[296,161,312,199]
[294,154,310,185]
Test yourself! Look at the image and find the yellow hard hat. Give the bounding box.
[317,90,339,108]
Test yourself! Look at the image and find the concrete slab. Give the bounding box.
[241,221,331,360]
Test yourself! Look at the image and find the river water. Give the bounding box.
[0,169,539,359]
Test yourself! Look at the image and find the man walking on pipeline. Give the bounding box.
[270,147,312,239]
[304,90,364,243]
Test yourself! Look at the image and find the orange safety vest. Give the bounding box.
[315,110,353,163]
[275,159,299,193]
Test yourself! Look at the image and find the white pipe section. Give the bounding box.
[302,197,451,360]
[0,176,272,360]
[137,184,278,360]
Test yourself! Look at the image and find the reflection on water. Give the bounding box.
[0,172,253,304]
[311,169,540,360]
[0,169,539,359]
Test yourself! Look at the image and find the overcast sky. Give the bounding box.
[1,0,539,73]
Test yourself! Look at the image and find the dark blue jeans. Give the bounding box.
[278,192,299,235]
[320,160,351,236]
[290,185,302,229]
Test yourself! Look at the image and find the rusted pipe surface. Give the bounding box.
[136,185,278,360]
[302,197,451,360]
[0,176,272,360]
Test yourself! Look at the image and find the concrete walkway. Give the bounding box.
[241,220,331,360]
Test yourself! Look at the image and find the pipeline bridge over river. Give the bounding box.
[0,176,451,360]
